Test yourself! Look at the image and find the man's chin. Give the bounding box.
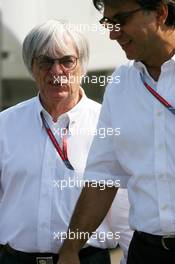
[125,52,141,61]
[125,52,135,60]
[51,90,68,97]
[46,87,69,99]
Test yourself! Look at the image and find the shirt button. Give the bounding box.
[41,222,47,228]
[157,111,163,116]
[158,144,164,150]
[161,204,168,210]
[47,161,54,168]
[159,174,166,181]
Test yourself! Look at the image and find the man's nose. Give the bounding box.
[49,61,64,75]
[109,27,123,40]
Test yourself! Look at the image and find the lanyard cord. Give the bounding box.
[40,112,74,170]
[141,74,175,116]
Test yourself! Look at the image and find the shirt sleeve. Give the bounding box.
[107,189,133,258]
[84,86,131,188]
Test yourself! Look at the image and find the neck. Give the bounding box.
[143,31,175,81]
[143,50,175,81]
[40,90,82,122]
[144,65,161,82]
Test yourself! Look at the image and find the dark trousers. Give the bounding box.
[80,248,111,264]
[127,231,175,264]
[0,245,111,264]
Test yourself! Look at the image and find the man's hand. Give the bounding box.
[57,185,118,264]
[57,251,80,264]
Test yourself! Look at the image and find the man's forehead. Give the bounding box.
[43,35,77,59]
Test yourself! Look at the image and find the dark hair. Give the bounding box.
[93,0,175,27]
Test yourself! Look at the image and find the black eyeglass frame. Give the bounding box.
[34,55,78,71]
[100,7,146,27]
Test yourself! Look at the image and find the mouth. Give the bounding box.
[48,80,60,86]
[48,80,62,86]
[48,77,68,87]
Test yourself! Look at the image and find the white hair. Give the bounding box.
[22,19,89,76]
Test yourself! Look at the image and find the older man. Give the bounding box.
[0,20,132,264]
[58,1,175,264]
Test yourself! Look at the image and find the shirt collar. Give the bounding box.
[65,88,88,123]
[134,55,175,81]
[36,94,43,128]
[35,88,89,128]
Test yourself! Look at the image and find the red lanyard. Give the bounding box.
[41,112,74,170]
[142,77,175,115]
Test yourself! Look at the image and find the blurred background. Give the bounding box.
[0,0,127,110]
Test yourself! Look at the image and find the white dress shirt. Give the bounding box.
[0,91,132,260]
[84,56,175,236]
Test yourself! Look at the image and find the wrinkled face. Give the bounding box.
[103,0,161,62]
[32,36,83,107]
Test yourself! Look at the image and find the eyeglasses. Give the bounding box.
[35,55,78,71]
[100,7,144,28]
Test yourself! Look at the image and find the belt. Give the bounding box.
[135,231,175,251]
[1,244,106,264]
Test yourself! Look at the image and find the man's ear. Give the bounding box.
[31,59,39,79]
[156,3,169,25]
[31,58,35,73]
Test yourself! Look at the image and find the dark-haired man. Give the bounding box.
[58,1,175,264]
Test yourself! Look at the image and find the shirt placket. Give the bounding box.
[154,91,174,233]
